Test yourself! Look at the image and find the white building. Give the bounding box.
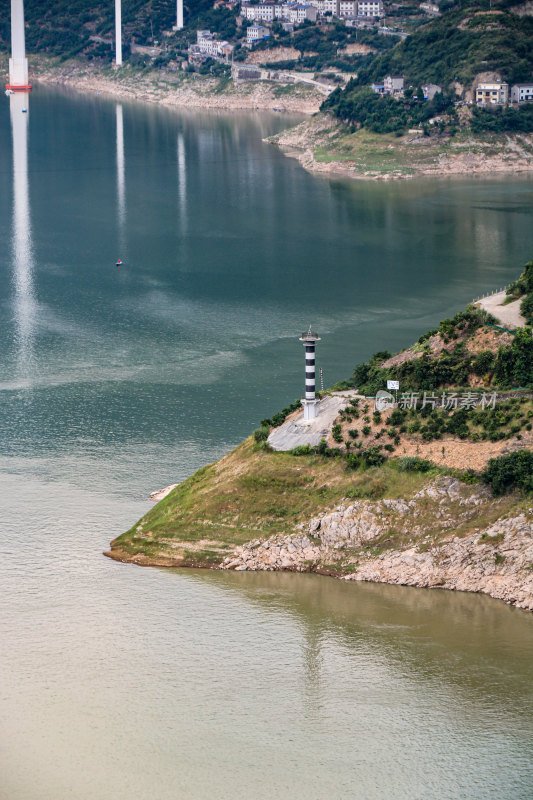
[247,24,270,43]
[511,83,533,103]
[241,2,277,22]
[283,3,318,23]
[384,74,404,94]
[357,0,384,16]
[420,2,440,14]
[193,30,234,59]
[339,0,357,16]
[307,0,339,17]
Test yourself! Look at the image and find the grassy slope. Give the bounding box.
[312,126,533,177]
[108,437,434,565]
[107,435,528,568]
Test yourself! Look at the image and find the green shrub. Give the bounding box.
[332,423,343,443]
[361,447,386,467]
[291,444,312,456]
[397,456,433,472]
[472,350,495,376]
[482,450,533,495]
[254,427,270,442]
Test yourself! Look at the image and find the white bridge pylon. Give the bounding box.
[115,0,122,66]
[8,0,30,90]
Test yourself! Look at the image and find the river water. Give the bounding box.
[1,87,533,799]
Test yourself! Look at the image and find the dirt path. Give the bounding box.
[476,291,526,329]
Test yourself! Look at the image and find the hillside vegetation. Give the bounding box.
[0,0,233,62]
[323,0,533,134]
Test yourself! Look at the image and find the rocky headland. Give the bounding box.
[268,114,533,181]
[223,477,533,612]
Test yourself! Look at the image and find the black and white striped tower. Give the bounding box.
[299,326,321,421]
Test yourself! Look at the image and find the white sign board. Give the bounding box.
[387,380,399,391]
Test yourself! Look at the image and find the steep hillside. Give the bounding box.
[353,1,533,89]
[323,0,533,134]
[0,0,235,62]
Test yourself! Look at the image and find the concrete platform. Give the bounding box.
[268,391,360,452]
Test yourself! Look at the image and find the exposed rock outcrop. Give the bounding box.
[221,477,533,611]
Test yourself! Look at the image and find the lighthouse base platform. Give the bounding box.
[302,398,320,421]
[268,391,361,452]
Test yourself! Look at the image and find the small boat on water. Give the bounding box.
[5,89,14,96]
[116,259,123,266]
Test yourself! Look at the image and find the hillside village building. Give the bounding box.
[242,0,382,19]
[189,30,234,60]
[241,2,277,22]
[247,24,270,43]
[475,82,509,105]
[384,74,404,94]
[419,2,440,15]
[241,1,317,23]
[510,83,533,103]
[339,0,358,16]
[357,0,384,16]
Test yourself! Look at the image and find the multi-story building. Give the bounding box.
[247,24,270,43]
[339,0,358,16]
[384,74,404,94]
[510,83,533,103]
[191,30,234,59]
[242,1,317,23]
[285,3,318,23]
[307,0,339,17]
[241,2,277,22]
[475,82,509,105]
[357,0,384,16]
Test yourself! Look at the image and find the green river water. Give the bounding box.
[1,86,533,799]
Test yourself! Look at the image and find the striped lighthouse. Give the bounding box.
[299,326,321,421]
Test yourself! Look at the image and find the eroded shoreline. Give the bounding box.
[268,115,533,181]
[32,59,324,115]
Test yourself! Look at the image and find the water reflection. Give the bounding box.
[177,131,186,232]
[116,104,126,251]
[10,91,36,384]
[181,569,533,708]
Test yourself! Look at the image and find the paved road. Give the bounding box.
[268,392,359,451]
[476,291,526,329]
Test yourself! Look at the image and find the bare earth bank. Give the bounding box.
[268,114,533,181]
[32,59,324,114]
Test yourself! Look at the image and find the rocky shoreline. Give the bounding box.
[269,115,533,181]
[221,477,533,611]
[107,473,533,613]
[29,60,533,180]
[32,60,323,115]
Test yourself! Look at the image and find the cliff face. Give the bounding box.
[222,477,533,611]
